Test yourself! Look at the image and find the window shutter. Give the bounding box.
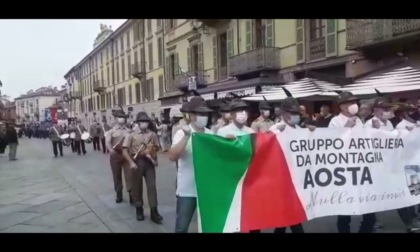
[165,56,170,91]
[198,42,203,71]
[227,29,233,57]
[212,36,218,81]
[325,19,338,57]
[265,19,274,47]
[174,53,179,90]
[150,78,155,101]
[245,20,252,51]
[296,19,305,64]
[158,75,164,98]
[187,47,192,72]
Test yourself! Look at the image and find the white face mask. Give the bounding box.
[382,111,394,120]
[348,104,359,116]
[139,122,148,130]
[117,118,125,124]
[194,116,208,129]
[289,115,300,125]
[235,111,248,125]
[262,110,270,117]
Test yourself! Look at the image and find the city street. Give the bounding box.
[0,138,412,233]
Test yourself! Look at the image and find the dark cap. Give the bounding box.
[281,97,300,113]
[373,97,392,109]
[337,91,358,105]
[229,98,248,111]
[188,97,212,113]
[136,111,151,122]
[180,102,190,113]
[259,101,271,110]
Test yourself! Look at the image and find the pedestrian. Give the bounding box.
[5,123,18,161]
[169,96,213,233]
[105,106,132,204]
[122,111,162,224]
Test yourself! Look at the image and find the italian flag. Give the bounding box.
[192,133,307,233]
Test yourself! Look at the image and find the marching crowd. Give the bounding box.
[2,87,420,233]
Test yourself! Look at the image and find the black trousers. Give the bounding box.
[75,140,86,155]
[249,224,304,233]
[398,206,417,226]
[93,137,100,151]
[100,138,107,153]
[52,141,63,157]
[71,140,76,152]
[337,213,376,233]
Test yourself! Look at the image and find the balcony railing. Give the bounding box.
[229,47,281,77]
[131,62,146,78]
[175,70,208,91]
[93,80,106,93]
[346,19,420,50]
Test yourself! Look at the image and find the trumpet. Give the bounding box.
[133,137,158,166]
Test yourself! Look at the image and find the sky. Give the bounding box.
[0,19,127,99]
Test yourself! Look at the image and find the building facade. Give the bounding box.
[64,19,420,122]
[14,87,61,124]
[64,20,164,128]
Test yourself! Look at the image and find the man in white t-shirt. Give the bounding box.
[328,91,376,233]
[168,96,213,233]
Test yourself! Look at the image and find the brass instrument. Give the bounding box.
[133,137,158,166]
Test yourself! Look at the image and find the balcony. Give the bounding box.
[346,19,420,50]
[131,62,146,79]
[93,80,106,93]
[197,19,230,28]
[175,71,208,91]
[229,47,281,77]
[70,91,81,100]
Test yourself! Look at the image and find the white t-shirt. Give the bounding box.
[328,113,364,128]
[172,125,213,197]
[396,118,417,130]
[269,121,301,134]
[217,123,255,137]
[365,116,394,131]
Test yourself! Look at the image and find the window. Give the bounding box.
[170,54,175,80]
[157,37,163,67]
[192,44,199,72]
[158,75,164,98]
[147,19,152,35]
[148,43,153,71]
[135,83,141,103]
[126,32,130,47]
[309,19,325,40]
[157,19,162,29]
[128,85,133,104]
[121,58,125,81]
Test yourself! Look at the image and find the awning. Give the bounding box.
[217,87,255,99]
[339,66,420,95]
[243,78,340,102]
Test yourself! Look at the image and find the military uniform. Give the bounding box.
[99,121,111,154]
[105,108,132,203]
[49,124,64,157]
[90,121,101,151]
[123,112,163,223]
[251,101,274,132]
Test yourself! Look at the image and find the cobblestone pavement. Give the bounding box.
[0,138,411,233]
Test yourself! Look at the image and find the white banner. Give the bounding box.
[277,127,420,219]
